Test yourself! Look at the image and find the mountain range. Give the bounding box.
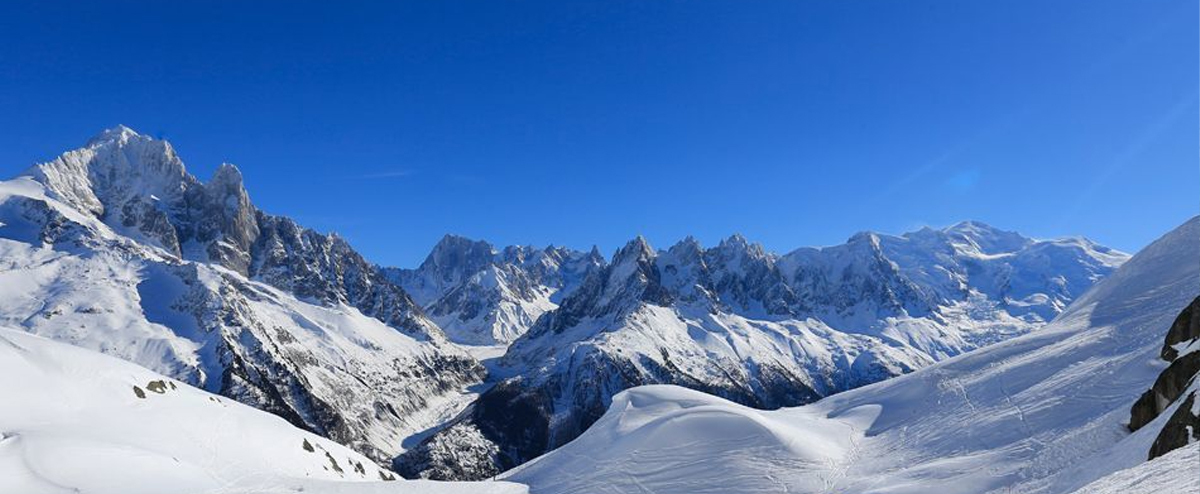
[502,214,1200,494]
[0,127,1135,481]
[394,220,1127,478]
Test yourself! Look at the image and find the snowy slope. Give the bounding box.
[0,128,484,463]
[504,215,1200,494]
[401,227,1128,479]
[0,327,526,494]
[1067,442,1198,494]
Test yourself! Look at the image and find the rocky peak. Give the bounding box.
[539,236,670,326]
[85,124,139,145]
[422,234,497,280]
[703,235,794,316]
[656,237,714,306]
[20,127,443,342]
[845,231,883,252]
[709,234,770,264]
[32,125,191,217]
[387,236,607,345]
[664,236,705,265]
[612,235,656,266]
[208,163,246,193]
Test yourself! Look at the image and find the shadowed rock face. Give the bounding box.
[1129,296,1200,459]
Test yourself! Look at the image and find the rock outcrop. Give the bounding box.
[1129,295,1200,459]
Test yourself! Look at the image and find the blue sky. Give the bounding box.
[0,1,1195,267]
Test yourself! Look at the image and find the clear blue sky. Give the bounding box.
[0,1,1195,267]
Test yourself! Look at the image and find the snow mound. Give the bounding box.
[505,385,878,493]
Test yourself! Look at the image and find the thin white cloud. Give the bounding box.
[352,170,413,179]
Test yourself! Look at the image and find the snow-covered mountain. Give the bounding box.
[384,235,604,345]
[503,215,1200,494]
[0,126,484,463]
[1,214,1188,494]
[0,126,1138,484]
[398,225,1129,479]
[0,326,526,494]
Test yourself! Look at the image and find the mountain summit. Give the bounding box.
[1,127,482,462]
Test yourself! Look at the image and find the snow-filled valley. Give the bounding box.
[0,126,1195,494]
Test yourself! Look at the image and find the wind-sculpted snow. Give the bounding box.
[0,128,484,463]
[505,216,1200,494]
[0,327,528,494]
[401,222,1128,478]
[502,385,879,494]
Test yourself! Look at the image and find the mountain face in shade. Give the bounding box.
[0,126,483,462]
[397,222,1129,479]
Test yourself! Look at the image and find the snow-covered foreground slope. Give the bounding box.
[505,215,1200,494]
[0,327,528,494]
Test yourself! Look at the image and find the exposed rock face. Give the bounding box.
[384,235,605,345]
[399,227,1128,479]
[3,126,483,463]
[1162,296,1200,361]
[1129,295,1200,459]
